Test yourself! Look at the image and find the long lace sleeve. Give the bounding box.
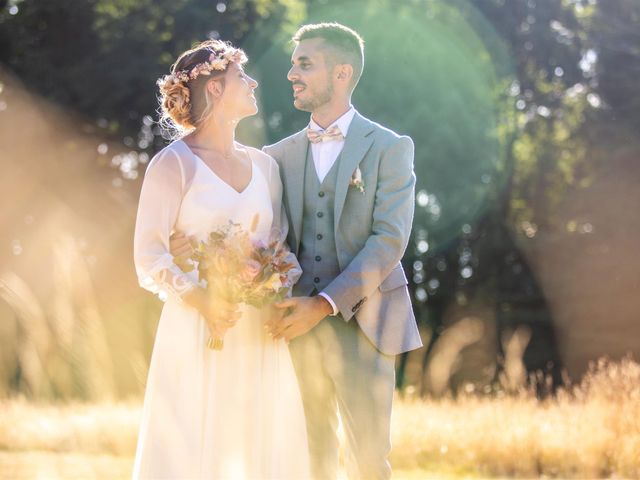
[266,154,302,288]
[134,147,198,301]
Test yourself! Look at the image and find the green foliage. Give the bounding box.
[589,0,640,127]
[0,0,306,140]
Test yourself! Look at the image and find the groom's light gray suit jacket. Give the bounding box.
[264,112,422,355]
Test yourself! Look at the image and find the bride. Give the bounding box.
[132,39,310,479]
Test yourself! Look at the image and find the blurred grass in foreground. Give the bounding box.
[1,357,639,479]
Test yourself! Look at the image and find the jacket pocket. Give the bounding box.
[379,264,408,292]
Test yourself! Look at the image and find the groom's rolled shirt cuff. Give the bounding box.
[318,292,339,316]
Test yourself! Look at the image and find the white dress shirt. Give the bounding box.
[308,107,356,316]
[308,107,356,183]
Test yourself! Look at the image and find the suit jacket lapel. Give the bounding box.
[281,129,308,254]
[334,112,375,231]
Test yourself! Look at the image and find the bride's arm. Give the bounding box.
[133,147,199,301]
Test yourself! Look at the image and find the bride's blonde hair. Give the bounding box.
[157,39,247,135]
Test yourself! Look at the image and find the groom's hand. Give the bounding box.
[268,296,333,342]
[169,231,194,258]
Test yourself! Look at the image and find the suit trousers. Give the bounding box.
[288,314,396,480]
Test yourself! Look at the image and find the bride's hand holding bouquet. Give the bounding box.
[183,288,240,350]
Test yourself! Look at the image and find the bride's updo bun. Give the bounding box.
[158,78,193,129]
[157,39,247,134]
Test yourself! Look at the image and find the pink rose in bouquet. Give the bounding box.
[240,259,262,283]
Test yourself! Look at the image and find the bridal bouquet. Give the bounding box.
[176,220,296,308]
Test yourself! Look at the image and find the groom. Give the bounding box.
[263,23,422,480]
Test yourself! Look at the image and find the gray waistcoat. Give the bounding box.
[293,147,342,297]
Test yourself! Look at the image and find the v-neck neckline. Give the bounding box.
[181,140,254,195]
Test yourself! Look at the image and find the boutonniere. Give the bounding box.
[350,166,365,194]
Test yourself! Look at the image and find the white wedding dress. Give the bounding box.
[132,140,310,479]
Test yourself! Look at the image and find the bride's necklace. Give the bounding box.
[191,145,236,161]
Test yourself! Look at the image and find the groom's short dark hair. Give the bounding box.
[293,22,365,88]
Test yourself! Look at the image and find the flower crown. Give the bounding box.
[169,48,247,84]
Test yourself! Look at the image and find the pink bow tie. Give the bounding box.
[306,125,344,144]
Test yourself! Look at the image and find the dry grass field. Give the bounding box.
[1,357,639,479]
